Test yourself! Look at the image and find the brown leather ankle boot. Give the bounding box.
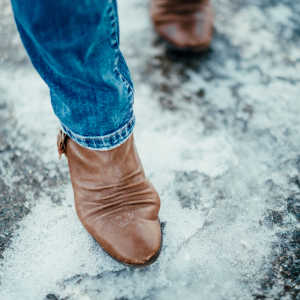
[150,0,214,51]
[57,132,162,267]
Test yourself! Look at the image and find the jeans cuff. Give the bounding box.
[61,115,135,151]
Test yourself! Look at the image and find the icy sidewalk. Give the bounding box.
[1,0,300,299]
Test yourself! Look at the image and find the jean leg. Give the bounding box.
[11,0,135,150]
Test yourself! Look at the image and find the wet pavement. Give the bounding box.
[1,0,300,299]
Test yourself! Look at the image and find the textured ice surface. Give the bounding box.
[0,0,300,299]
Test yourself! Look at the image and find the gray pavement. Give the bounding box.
[1,0,300,299]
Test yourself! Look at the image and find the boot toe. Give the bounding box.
[97,217,162,266]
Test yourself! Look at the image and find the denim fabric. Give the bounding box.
[11,0,135,150]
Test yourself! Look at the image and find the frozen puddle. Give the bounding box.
[1,0,300,299]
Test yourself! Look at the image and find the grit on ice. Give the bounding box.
[0,0,300,299]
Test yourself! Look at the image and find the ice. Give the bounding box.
[1,0,300,299]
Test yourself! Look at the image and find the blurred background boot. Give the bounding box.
[150,0,214,52]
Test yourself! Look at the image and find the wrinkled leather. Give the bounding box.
[151,0,214,51]
[57,133,162,266]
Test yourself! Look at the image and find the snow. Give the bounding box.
[0,0,300,299]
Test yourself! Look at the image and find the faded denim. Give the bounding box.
[11,0,135,150]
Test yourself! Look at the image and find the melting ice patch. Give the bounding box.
[1,0,300,299]
[0,75,276,300]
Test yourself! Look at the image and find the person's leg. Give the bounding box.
[11,0,162,267]
[150,0,214,52]
[11,0,134,149]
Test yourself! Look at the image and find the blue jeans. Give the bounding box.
[11,0,135,150]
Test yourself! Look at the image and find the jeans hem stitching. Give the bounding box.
[61,115,135,141]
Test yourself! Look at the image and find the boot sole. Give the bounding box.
[164,40,211,53]
[93,223,163,268]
